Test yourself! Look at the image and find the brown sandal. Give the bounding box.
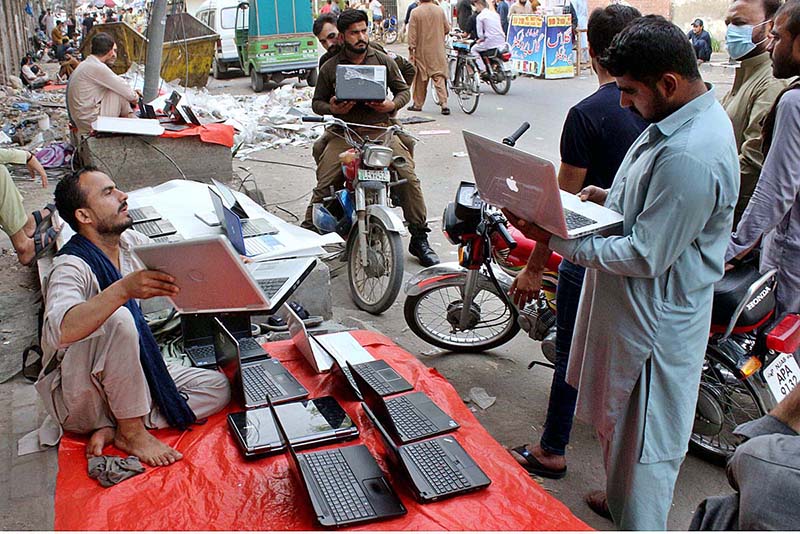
[585,490,612,520]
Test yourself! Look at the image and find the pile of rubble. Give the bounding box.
[0,82,70,151]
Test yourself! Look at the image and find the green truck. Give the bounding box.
[235,0,320,92]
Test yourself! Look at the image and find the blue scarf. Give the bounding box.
[57,233,196,429]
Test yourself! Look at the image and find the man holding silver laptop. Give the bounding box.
[35,168,230,468]
[500,17,739,529]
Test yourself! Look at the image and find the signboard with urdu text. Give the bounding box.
[544,15,574,79]
[507,14,545,77]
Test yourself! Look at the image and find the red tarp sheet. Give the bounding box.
[54,331,591,531]
[160,123,235,148]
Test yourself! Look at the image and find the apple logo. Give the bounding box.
[505,176,519,192]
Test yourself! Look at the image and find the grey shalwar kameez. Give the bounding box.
[549,87,740,530]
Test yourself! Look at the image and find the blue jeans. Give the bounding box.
[539,258,585,456]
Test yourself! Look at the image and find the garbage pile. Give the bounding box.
[0,83,71,153]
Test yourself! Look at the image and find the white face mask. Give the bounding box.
[725,20,770,60]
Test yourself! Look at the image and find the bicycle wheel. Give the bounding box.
[456,60,480,114]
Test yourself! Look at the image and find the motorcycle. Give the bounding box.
[303,116,410,315]
[404,124,561,354]
[380,15,399,45]
[476,43,512,95]
[691,259,800,463]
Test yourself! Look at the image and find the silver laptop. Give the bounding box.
[463,130,624,239]
[285,303,375,374]
[133,235,316,314]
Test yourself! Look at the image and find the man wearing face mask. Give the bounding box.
[722,0,787,225]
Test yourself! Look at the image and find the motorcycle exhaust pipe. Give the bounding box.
[392,155,408,169]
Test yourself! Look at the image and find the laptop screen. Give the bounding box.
[181,314,216,345]
[213,318,241,383]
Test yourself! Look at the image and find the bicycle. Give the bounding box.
[432,35,480,114]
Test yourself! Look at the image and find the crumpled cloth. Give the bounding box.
[88,455,146,487]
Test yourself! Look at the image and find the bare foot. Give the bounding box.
[85,426,115,458]
[114,427,183,467]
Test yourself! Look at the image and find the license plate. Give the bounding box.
[358,169,390,182]
[764,352,800,402]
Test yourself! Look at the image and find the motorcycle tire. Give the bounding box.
[404,279,520,352]
[689,349,769,465]
[347,216,404,315]
[384,29,398,44]
[489,58,510,95]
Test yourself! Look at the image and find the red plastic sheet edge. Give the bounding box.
[160,123,235,147]
[54,331,591,531]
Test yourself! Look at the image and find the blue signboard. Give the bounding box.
[544,15,573,79]
[507,14,545,77]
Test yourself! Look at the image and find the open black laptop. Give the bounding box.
[362,402,491,502]
[350,362,460,444]
[269,399,406,527]
[227,396,359,458]
[181,313,267,367]
[214,318,308,408]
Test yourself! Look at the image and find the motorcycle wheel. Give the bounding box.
[347,216,404,315]
[384,29,398,44]
[689,349,768,465]
[404,279,520,352]
[455,61,480,114]
[489,58,510,95]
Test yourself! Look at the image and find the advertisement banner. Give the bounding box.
[544,15,574,79]
[507,14,545,77]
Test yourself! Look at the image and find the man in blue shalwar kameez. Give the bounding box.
[504,16,740,529]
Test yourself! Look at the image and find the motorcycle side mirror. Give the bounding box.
[392,155,408,169]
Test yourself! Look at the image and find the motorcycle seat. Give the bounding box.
[710,265,775,333]
[478,48,499,58]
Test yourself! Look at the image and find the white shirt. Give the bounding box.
[370,0,383,16]
[476,9,505,49]
[440,0,452,24]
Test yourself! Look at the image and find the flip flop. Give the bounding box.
[510,444,567,479]
[32,202,56,233]
[441,107,451,115]
[407,105,423,112]
[28,225,60,265]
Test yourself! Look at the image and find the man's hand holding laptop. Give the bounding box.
[503,185,609,244]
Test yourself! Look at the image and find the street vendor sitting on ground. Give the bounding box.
[308,9,439,267]
[36,168,230,466]
[21,56,50,89]
[67,32,139,135]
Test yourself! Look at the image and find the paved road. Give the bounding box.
[207,56,738,529]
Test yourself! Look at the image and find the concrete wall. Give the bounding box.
[672,0,728,42]
[0,0,36,85]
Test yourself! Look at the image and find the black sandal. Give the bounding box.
[510,444,567,479]
[32,202,56,233]
[28,226,60,265]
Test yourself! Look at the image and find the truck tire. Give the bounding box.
[212,58,227,79]
[251,68,265,92]
[306,68,318,87]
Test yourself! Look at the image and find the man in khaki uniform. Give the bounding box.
[37,168,230,466]
[308,9,439,266]
[67,32,139,134]
[722,0,787,225]
[408,0,451,114]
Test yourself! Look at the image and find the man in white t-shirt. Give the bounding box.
[470,0,506,72]
[370,0,384,34]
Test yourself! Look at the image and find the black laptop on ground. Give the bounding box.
[227,396,359,457]
[214,318,308,408]
[218,312,267,360]
[362,402,491,502]
[350,362,460,444]
[269,400,407,527]
[181,313,267,367]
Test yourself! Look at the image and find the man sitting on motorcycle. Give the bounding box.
[307,8,439,267]
[312,13,417,162]
[469,0,506,77]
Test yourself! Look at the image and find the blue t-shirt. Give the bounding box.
[559,82,647,189]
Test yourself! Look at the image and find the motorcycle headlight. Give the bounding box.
[363,145,394,168]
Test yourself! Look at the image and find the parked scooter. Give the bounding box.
[691,258,800,463]
[380,15,399,44]
[404,124,560,354]
[303,116,411,315]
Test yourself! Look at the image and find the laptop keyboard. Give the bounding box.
[355,363,396,396]
[238,336,264,354]
[385,396,437,440]
[404,439,471,495]
[152,234,182,244]
[304,449,376,523]
[128,207,156,223]
[133,219,175,237]
[563,209,597,231]
[257,277,289,299]
[242,365,284,400]
[246,237,276,256]
[186,344,215,362]
[241,218,278,237]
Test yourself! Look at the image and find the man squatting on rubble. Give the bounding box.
[66,32,140,135]
[35,168,230,466]
[307,9,440,268]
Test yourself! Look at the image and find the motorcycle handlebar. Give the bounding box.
[493,219,518,250]
[301,116,326,122]
[503,122,530,147]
